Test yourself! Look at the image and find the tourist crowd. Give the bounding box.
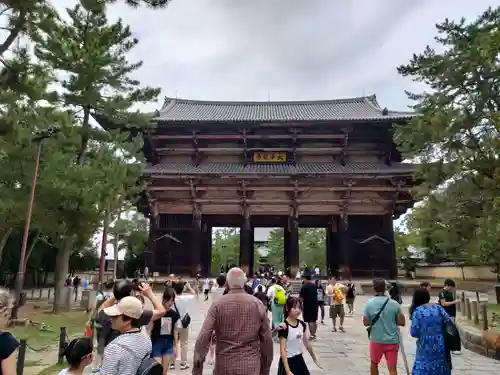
[0,271,463,375]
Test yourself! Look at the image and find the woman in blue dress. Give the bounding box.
[410,288,452,375]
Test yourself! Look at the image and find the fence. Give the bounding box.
[16,326,70,375]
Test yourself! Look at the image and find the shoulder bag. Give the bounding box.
[366,298,390,337]
[174,300,191,328]
[439,307,461,352]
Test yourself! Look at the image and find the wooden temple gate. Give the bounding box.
[130,95,417,278]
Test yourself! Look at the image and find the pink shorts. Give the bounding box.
[369,341,399,366]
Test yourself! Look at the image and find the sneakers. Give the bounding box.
[180,363,190,370]
[91,367,100,373]
[169,363,175,370]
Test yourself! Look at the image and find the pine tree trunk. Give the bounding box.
[24,231,40,269]
[52,244,72,313]
[0,228,13,267]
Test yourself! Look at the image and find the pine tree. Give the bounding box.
[34,3,160,161]
[396,7,500,274]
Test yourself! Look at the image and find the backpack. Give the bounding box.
[136,356,163,375]
[274,285,286,305]
[116,339,163,375]
[333,285,344,302]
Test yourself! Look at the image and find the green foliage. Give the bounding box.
[396,7,500,274]
[210,228,260,274]
[265,228,326,270]
[115,212,149,277]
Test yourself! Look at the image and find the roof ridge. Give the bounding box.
[161,96,374,106]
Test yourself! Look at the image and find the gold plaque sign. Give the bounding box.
[253,151,287,163]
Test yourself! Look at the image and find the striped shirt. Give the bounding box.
[100,330,152,375]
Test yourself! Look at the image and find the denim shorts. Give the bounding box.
[151,337,174,357]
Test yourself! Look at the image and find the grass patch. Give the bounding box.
[23,360,43,367]
[487,302,500,328]
[11,309,88,349]
[36,363,65,375]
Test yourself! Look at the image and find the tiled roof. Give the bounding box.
[154,95,415,123]
[144,162,416,176]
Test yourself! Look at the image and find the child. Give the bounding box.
[203,277,210,301]
[345,280,356,315]
[277,297,320,375]
[151,288,180,375]
[58,337,93,375]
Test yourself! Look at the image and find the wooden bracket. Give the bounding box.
[189,179,202,228]
[292,128,298,163]
[191,128,201,165]
[340,128,350,166]
[339,178,353,229]
[242,128,249,164]
[390,179,405,213]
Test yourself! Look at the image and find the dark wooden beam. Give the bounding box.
[147,185,412,193]
[152,134,347,140]
[156,198,411,205]
[155,147,344,154]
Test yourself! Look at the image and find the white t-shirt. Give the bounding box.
[212,287,225,303]
[173,294,194,327]
[203,278,209,290]
[278,320,307,358]
[266,285,276,300]
[255,285,266,293]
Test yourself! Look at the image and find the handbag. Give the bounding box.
[367,298,390,336]
[439,308,461,352]
[174,300,191,328]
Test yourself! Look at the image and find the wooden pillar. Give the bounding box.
[239,216,252,276]
[286,217,299,277]
[339,214,349,279]
[146,218,157,273]
[326,217,339,278]
[383,214,397,279]
[191,215,202,277]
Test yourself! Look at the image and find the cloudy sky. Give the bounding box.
[52,0,495,112]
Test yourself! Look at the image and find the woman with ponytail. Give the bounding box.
[57,337,93,375]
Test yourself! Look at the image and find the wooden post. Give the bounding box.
[48,288,52,300]
[471,300,479,325]
[465,298,472,320]
[482,303,489,331]
[58,327,67,364]
[38,288,42,299]
[16,339,26,375]
[30,289,34,299]
[460,292,466,316]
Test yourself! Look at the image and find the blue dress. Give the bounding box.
[410,304,451,375]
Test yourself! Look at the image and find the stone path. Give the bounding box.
[79,294,499,375]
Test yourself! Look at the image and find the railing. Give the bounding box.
[16,326,70,375]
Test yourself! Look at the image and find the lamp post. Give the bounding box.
[11,128,59,320]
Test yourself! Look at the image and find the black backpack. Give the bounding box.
[136,355,162,375]
[116,338,163,375]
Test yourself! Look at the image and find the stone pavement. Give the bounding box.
[83,294,499,375]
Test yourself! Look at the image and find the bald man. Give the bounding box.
[193,267,273,375]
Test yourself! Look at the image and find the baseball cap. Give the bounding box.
[103,296,143,319]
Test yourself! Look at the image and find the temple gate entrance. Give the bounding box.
[122,95,418,278]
